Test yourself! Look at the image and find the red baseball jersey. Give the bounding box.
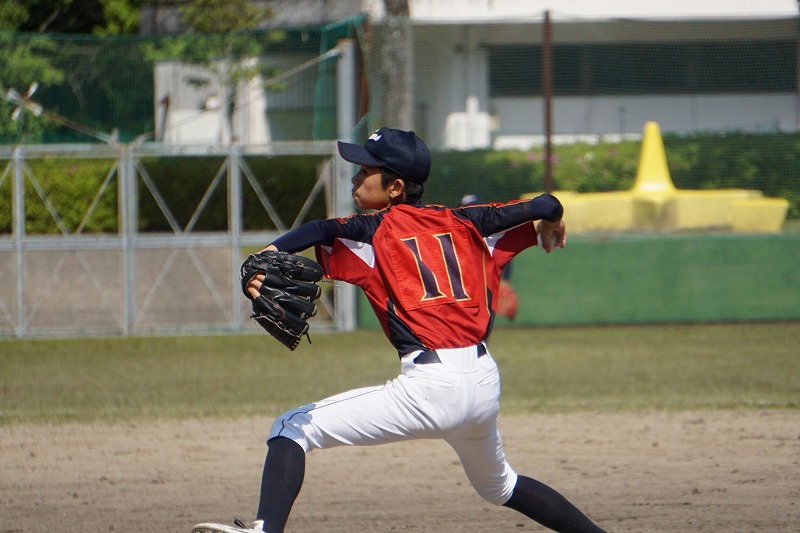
[315,201,540,355]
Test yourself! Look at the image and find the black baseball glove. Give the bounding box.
[240,250,324,350]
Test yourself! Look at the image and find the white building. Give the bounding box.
[392,0,800,149]
[147,0,800,149]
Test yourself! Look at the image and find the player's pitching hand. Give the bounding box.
[536,219,566,253]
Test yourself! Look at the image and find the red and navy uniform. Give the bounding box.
[271,194,562,356]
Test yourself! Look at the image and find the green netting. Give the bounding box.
[311,15,367,141]
[3,16,797,145]
[1,16,797,220]
[0,17,366,145]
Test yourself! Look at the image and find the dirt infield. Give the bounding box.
[2,410,798,533]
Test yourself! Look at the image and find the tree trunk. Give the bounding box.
[380,0,413,130]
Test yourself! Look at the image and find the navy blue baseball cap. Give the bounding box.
[337,127,431,184]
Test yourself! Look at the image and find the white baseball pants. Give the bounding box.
[267,344,518,505]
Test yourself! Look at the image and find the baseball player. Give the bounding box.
[192,128,607,533]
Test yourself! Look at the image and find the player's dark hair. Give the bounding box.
[380,168,424,204]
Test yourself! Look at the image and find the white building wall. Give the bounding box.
[408,12,799,150]
[415,26,494,149]
[149,1,798,149]
[389,0,798,21]
[154,60,272,145]
[489,93,797,149]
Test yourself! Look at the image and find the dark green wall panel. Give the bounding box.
[359,234,800,328]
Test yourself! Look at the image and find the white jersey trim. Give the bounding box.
[484,221,532,255]
[339,238,376,268]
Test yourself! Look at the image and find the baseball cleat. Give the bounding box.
[191,518,263,533]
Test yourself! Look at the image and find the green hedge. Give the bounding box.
[1,132,797,234]
[425,132,799,219]
[0,154,328,234]
[0,158,119,234]
[665,132,800,219]
[135,154,328,232]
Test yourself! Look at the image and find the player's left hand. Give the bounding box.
[240,250,324,350]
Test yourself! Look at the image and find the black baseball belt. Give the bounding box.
[413,343,487,365]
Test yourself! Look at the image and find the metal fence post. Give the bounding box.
[12,147,25,337]
[229,143,243,329]
[120,145,137,335]
[335,38,358,332]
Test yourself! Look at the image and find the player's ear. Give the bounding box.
[387,178,406,201]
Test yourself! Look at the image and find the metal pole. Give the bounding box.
[337,39,357,144]
[12,147,25,337]
[796,10,800,131]
[543,10,554,193]
[335,38,358,332]
[120,145,137,335]
[228,144,243,330]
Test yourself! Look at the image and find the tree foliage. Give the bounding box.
[93,0,141,36]
[0,0,27,30]
[0,0,136,141]
[0,34,63,142]
[9,0,140,35]
[179,0,271,35]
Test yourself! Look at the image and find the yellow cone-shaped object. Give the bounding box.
[633,121,677,194]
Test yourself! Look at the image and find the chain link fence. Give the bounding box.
[0,142,354,338]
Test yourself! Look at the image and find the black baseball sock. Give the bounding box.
[256,437,306,533]
[503,475,607,533]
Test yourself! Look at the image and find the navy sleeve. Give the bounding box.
[452,193,563,237]
[270,214,383,253]
[269,219,341,253]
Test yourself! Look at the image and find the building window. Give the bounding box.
[488,41,797,97]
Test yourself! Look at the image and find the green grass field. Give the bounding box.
[1,322,798,425]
